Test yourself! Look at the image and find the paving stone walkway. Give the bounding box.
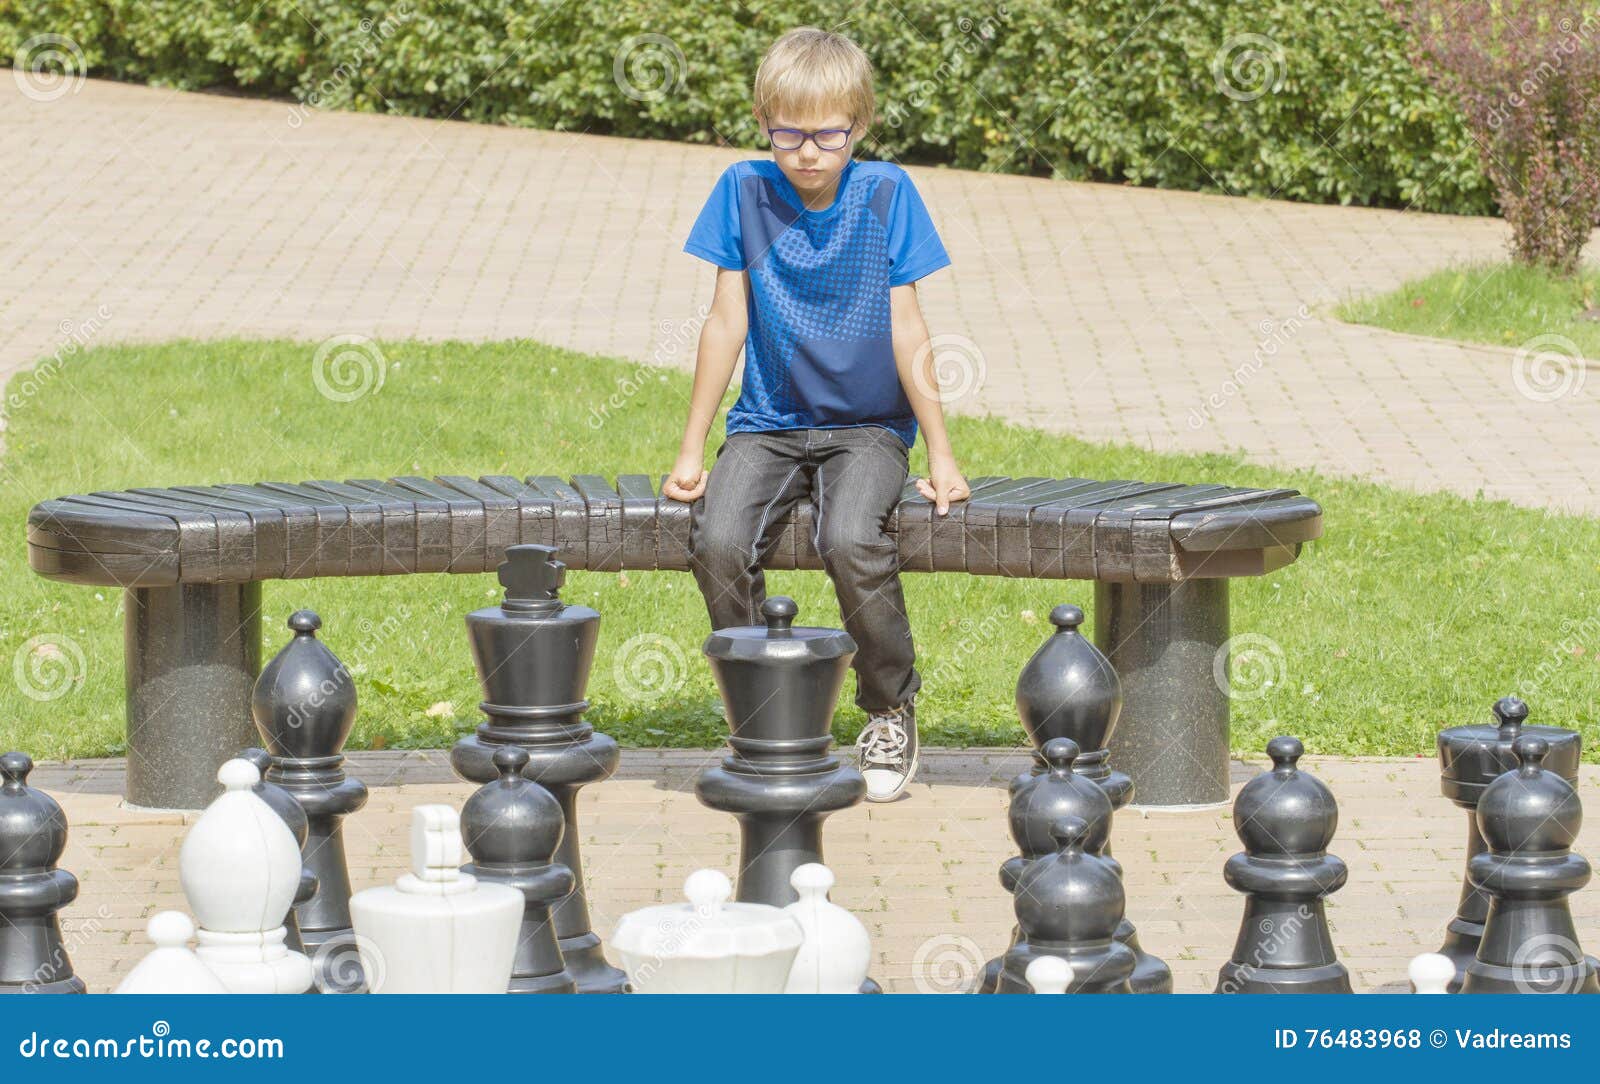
[34,749,1600,994]
[3,79,1598,512]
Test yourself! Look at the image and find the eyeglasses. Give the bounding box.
[766,124,854,152]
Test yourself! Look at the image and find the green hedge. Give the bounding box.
[2,0,1493,213]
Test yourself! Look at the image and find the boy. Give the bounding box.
[664,27,970,801]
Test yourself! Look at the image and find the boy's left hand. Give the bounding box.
[916,454,972,516]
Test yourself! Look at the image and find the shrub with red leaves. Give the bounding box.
[1394,1,1600,272]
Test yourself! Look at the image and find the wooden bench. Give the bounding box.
[27,474,1322,809]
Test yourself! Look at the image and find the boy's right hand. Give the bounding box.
[662,449,709,502]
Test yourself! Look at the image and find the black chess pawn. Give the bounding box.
[998,816,1135,993]
[1434,696,1581,990]
[461,746,577,994]
[450,544,626,994]
[979,738,1113,992]
[1216,736,1351,994]
[1004,603,1170,994]
[0,753,84,994]
[238,748,319,958]
[252,610,369,994]
[1462,736,1598,994]
[695,597,866,907]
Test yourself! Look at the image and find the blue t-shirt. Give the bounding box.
[682,158,951,448]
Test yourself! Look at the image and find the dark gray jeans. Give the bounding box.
[689,426,920,713]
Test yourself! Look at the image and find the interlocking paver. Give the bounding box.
[1,79,1596,511]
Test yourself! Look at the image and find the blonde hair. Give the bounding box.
[753,27,876,129]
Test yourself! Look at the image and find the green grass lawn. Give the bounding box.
[2,338,1597,763]
[1337,262,1600,358]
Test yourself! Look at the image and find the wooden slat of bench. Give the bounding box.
[209,484,330,580]
[653,475,692,572]
[127,487,266,583]
[341,479,453,575]
[615,474,659,572]
[250,482,358,578]
[84,492,223,584]
[526,477,588,571]
[478,475,557,552]
[295,481,404,577]
[389,476,490,574]
[571,475,623,573]
[436,476,523,572]
[167,486,290,581]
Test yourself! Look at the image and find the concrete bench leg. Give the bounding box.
[1095,579,1230,808]
[124,583,262,809]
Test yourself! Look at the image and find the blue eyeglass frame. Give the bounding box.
[765,124,855,151]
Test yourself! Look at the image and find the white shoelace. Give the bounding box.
[855,716,908,767]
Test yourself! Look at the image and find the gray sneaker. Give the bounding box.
[854,702,918,802]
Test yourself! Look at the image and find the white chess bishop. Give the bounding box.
[180,759,313,994]
[781,864,871,993]
[348,804,522,993]
[113,911,229,994]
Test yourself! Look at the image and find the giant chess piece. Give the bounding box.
[0,752,85,994]
[999,817,1135,993]
[252,610,369,993]
[1216,737,1351,994]
[113,912,228,994]
[695,597,866,907]
[1434,696,1580,991]
[1462,735,1599,994]
[994,603,1169,994]
[461,746,577,994]
[239,748,318,958]
[349,805,523,993]
[980,738,1112,991]
[183,759,314,993]
[450,544,625,994]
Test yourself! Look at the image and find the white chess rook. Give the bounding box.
[348,804,523,993]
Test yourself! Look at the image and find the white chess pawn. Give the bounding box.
[181,759,312,994]
[781,863,871,993]
[1025,955,1074,993]
[1408,952,1455,994]
[113,912,228,994]
[348,804,522,993]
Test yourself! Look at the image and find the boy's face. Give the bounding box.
[758,110,856,198]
